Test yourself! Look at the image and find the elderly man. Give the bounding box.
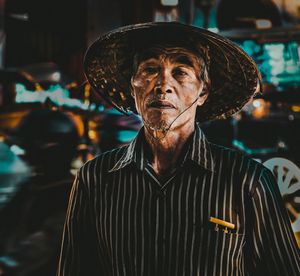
[57,22,300,276]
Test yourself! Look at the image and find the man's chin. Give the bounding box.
[143,118,173,131]
[144,113,196,131]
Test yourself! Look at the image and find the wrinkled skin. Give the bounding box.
[131,47,209,135]
[130,47,210,175]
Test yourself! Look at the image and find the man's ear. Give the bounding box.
[130,88,136,99]
[130,76,136,98]
[197,79,210,106]
[130,76,141,114]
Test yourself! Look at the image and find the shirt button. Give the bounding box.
[155,190,165,199]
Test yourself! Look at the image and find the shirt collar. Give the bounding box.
[186,123,215,172]
[108,123,215,173]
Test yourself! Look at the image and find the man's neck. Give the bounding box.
[144,123,195,176]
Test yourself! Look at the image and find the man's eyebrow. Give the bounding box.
[169,54,201,70]
[139,58,159,65]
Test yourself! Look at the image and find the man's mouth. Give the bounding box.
[148,100,175,109]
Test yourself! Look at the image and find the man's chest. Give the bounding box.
[97,166,246,230]
[92,167,247,275]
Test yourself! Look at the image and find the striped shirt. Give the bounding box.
[57,123,300,276]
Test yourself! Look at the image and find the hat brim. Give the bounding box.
[84,22,261,122]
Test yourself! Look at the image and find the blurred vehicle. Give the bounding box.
[0,109,80,276]
[223,27,300,247]
[0,142,30,210]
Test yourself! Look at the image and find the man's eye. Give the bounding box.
[173,69,188,77]
[143,66,158,74]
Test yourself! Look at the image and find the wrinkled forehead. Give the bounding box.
[133,45,204,71]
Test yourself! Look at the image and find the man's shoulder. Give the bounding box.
[209,142,271,196]
[209,142,266,176]
[209,141,250,160]
[80,145,129,176]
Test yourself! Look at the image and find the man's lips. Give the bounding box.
[148,100,175,109]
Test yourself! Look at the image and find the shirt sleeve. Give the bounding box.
[248,167,300,275]
[57,170,102,276]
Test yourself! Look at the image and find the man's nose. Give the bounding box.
[154,69,173,94]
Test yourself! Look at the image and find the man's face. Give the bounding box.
[131,47,208,132]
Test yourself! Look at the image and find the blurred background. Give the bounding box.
[0,0,299,275]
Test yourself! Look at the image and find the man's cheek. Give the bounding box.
[184,83,199,92]
[132,76,152,89]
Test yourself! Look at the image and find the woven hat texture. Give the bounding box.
[84,22,262,122]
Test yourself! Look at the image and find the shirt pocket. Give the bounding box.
[196,223,245,256]
[199,226,246,274]
[210,229,245,254]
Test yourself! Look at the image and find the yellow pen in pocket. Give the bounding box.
[209,217,235,233]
